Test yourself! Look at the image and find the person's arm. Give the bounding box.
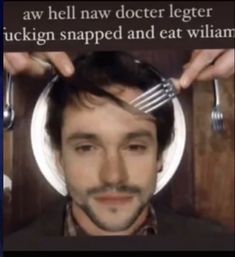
[177,49,234,89]
[3,52,75,77]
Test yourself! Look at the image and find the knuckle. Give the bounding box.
[201,50,215,64]
[14,59,30,73]
[49,52,63,60]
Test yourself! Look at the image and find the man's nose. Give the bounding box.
[99,151,128,186]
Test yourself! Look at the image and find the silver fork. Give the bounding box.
[130,79,177,113]
[3,73,15,131]
[211,79,224,132]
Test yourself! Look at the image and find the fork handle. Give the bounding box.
[5,73,14,106]
[213,79,220,106]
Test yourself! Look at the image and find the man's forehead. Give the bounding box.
[68,84,156,123]
[102,84,143,103]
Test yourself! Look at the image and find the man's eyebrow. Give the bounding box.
[140,116,156,123]
[125,130,154,141]
[117,98,156,124]
[66,132,98,143]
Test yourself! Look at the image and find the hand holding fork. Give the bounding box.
[129,76,225,134]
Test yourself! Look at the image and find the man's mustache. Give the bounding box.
[87,185,141,196]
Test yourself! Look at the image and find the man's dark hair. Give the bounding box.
[46,51,174,155]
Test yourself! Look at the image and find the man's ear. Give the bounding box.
[55,150,65,176]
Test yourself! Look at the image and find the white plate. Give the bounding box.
[3,174,12,190]
[31,76,186,196]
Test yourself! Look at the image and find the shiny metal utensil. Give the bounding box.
[211,79,224,132]
[130,79,177,113]
[4,73,15,131]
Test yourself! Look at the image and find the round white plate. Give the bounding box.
[31,77,186,196]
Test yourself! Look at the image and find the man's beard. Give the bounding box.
[73,184,154,232]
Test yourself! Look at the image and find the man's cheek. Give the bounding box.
[68,185,87,205]
[126,157,158,181]
[62,160,100,194]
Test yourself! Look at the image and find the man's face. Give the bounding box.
[58,85,161,233]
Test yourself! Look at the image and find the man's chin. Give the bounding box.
[82,204,147,233]
[90,218,137,233]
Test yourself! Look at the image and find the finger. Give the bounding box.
[182,50,201,69]
[5,52,46,76]
[195,65,217,81]
[197,49,235,80]
[212,49,234,78]
[4,55,15,74]
[45,52,75,77]
[4,53,30,75]
[183,50,204,69]
[31,56,52,69]
[170,78,181,92]
[190,49,202,59]
[182,62,190,70]
[179,49,226,88]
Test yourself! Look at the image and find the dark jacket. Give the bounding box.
[4,197,234,251]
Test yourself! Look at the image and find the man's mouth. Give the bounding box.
[94,194,134,205]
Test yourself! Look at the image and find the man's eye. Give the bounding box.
[75,145,95,152]
[128,145,147,151]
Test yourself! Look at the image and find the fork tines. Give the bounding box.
[130,79,177,113]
